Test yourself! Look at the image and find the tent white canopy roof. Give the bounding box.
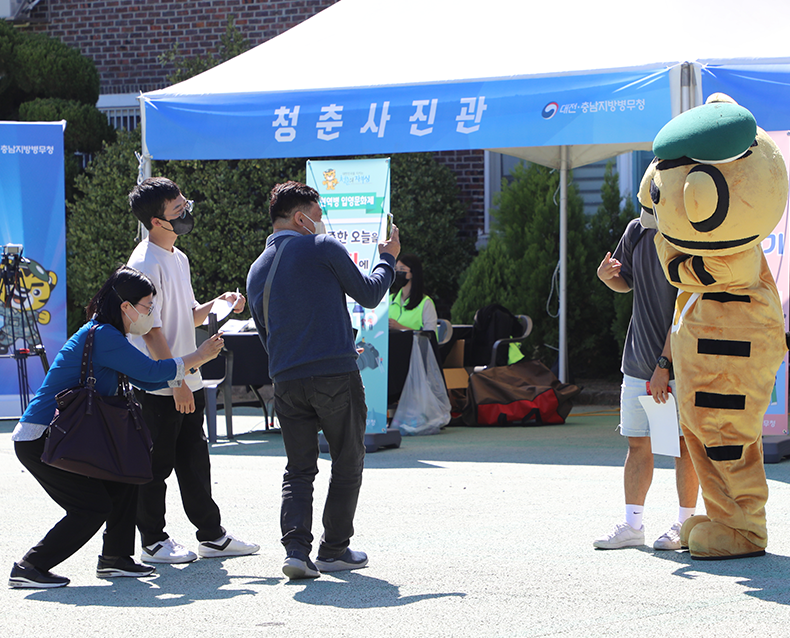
[148,0,788,97]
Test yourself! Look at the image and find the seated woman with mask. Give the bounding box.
[388,254,437,332]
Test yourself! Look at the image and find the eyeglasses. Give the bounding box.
[134,300,155,316]
[161,199,194,222]
[113,287,154,315]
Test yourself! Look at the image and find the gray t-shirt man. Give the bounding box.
[613,218,676,381]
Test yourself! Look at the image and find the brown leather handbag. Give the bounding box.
[41,325,153,484]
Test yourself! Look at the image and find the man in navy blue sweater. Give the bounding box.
[247,181,400,580]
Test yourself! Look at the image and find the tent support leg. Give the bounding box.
[559,147,568,383]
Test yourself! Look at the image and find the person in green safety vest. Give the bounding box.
[388,254,437,332]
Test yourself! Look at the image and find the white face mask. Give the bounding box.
[124,306,155,336]
[303,213,326,235]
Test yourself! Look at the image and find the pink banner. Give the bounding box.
[763,131,790,435]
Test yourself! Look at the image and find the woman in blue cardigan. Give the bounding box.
[8,266,223,589]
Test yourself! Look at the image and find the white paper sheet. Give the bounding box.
[220,318,256,333]
[201,298,234,325]
[638,393,681,458]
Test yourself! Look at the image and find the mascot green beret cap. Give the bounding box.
[653,101,757,163]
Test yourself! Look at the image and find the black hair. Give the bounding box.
[129,177,182,230]
[86,265,156,334]
[397,253,425,310]
[269,181,320,224]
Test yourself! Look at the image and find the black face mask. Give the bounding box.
[160,211,195,236]
[391,271,408,292]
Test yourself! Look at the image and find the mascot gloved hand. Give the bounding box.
[640,94,788,560]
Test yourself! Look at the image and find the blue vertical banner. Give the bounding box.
[307,158,390,434]
[0,121,67,417]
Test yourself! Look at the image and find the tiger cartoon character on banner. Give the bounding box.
[322,168,338,190]
[0,257,57,354]
[639,94,788,560]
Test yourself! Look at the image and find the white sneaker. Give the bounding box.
[141,538,197,564]
[653,521,682,550]
[593,522,645,549]
[198,532,260,558]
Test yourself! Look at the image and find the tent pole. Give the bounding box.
[559,146,568,383]
[136,94,152,241]
[137,93,152,182]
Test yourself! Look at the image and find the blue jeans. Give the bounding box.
[274,371,367,558]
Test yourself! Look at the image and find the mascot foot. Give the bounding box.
[679,515,710,549]
[688,521,766,560]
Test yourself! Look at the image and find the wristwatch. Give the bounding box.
[656,356,671,370]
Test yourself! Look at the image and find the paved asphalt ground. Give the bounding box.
[2,405,790,638]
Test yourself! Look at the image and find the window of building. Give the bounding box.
[96,93,141,131]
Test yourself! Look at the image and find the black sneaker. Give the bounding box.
[96,555,156,579]
[282,550,320,580]
[315,548,368,573]
[8,562,69,589]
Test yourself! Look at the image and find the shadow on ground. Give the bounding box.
[19,561,464,610]
[290,571,465,608]
[648,547,790,606]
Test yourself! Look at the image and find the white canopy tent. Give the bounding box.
[140,0,790,381]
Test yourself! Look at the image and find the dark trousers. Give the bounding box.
[134,388,223,546]
[274,371,367,559]
[15,437,137,571]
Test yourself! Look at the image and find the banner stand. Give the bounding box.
[764,437,790,463]
[307,159,402,453]
[320,428,402,455]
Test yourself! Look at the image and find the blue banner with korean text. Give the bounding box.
[306,158,391,435]
[0,121,67,418]
[144,68,674,160]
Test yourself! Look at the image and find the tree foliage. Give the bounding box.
[0,21,100,118]
[164,157,306,308]
[452,161,635,378]
[587,162,636,358]
[0,21,113,200]
[66,128,143,334]
[19,98,115,154]
[387,153,475,311]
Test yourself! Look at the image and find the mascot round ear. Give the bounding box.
[638,159,658,229]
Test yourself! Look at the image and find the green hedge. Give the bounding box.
[67,129,143,333]
[0,22,99,118]
[20,98,116,154]
[387,153,475,311]
[66,131,475,335]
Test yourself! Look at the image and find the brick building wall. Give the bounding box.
[25,0,340,94]
[433,149,486,237]
[19,0,486,236]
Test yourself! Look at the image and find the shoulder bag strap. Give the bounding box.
[81,326,97,388]
[81,325,98,415]
[263,235,295,331]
